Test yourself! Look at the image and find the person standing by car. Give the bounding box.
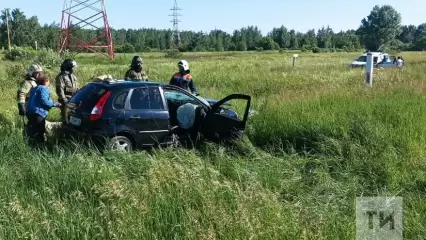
[124,56,148,81]
[55,59,78,122]
[26,76,61,146]
[170,60,198,96]
[17,64,44,117]
[399,56,404,66]
[396,56,404,67]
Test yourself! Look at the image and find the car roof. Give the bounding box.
[361,52,388,56]
[89,80,167,89]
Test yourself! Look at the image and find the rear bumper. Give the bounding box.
[61,123,108,143]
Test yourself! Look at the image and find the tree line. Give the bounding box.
[1,5,426,53]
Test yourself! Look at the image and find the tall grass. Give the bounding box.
[0,50,426,239]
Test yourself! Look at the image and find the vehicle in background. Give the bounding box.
[350,52,393,68]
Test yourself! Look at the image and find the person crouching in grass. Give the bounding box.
[26,76,62,146]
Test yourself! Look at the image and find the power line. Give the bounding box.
[58,0,115,60]
[169,0,181,49]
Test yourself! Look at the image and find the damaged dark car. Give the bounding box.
[60,79,252,152]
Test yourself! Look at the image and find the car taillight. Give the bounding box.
[90,90,111,121]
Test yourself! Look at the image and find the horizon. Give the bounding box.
[2,0,425,35]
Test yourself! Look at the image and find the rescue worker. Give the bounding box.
[55,59,78,122]
[170,60,198,95]
[17,64,44,116]
[124,56,148,81]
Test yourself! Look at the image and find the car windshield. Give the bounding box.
[196,96,210,106]
[163,91,210,106]
[356,56,367,62]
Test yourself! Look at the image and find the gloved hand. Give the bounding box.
[59,99,67,106]
[18,103,26,116]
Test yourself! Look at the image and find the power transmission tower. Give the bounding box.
[58,0,114,60]
[169,0,182,49]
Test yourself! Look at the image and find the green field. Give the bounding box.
[1,50,426,239]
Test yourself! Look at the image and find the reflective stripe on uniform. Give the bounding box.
[17,80,36,104]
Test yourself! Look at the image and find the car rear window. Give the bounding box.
[69,83,108,111]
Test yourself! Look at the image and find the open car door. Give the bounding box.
[202,94,251,141]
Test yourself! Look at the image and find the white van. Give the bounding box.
[350,52,391,68]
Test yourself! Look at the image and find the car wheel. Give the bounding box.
[107,136,132,152]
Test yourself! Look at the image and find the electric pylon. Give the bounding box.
[169,0,182,49]
[58,0,114,60]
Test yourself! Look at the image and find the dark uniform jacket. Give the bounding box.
[55,71,79,103]
[124,69,148,81]
[170,72,197,94]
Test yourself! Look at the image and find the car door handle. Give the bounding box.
[130,115,140,119]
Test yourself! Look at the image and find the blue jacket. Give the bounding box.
[26,85,60,118]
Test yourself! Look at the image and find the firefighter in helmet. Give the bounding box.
[17,64,44,116]
[170,60,198,95]
[55,59,79,122]
[124,56,148,81]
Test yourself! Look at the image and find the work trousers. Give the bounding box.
[27,113,46,145]
[59,96,71,122]
[60,105,67,123]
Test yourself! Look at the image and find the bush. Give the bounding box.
[4,46,63,70]
[299,46,313,53]
[141,46,152,52]
[5,46,36,61]
[272,42,280,50]
[227,43,237,51]
[5,62,27,82]
[178,46,187,52]
[312,47,321,53]
[236,41,247,51]
[215,46,225,52]
[60,50,77,64]
[33,48,63,69]
[164,49,183,58]
[115,43,136,53]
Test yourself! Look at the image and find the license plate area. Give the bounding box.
[70,116,81,126]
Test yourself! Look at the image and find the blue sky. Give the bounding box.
[2,0,425,35]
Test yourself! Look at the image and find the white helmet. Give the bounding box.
[178,60,189,71]
[27,64,43,76]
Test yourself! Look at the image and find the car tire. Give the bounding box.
[107,136,132,152]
